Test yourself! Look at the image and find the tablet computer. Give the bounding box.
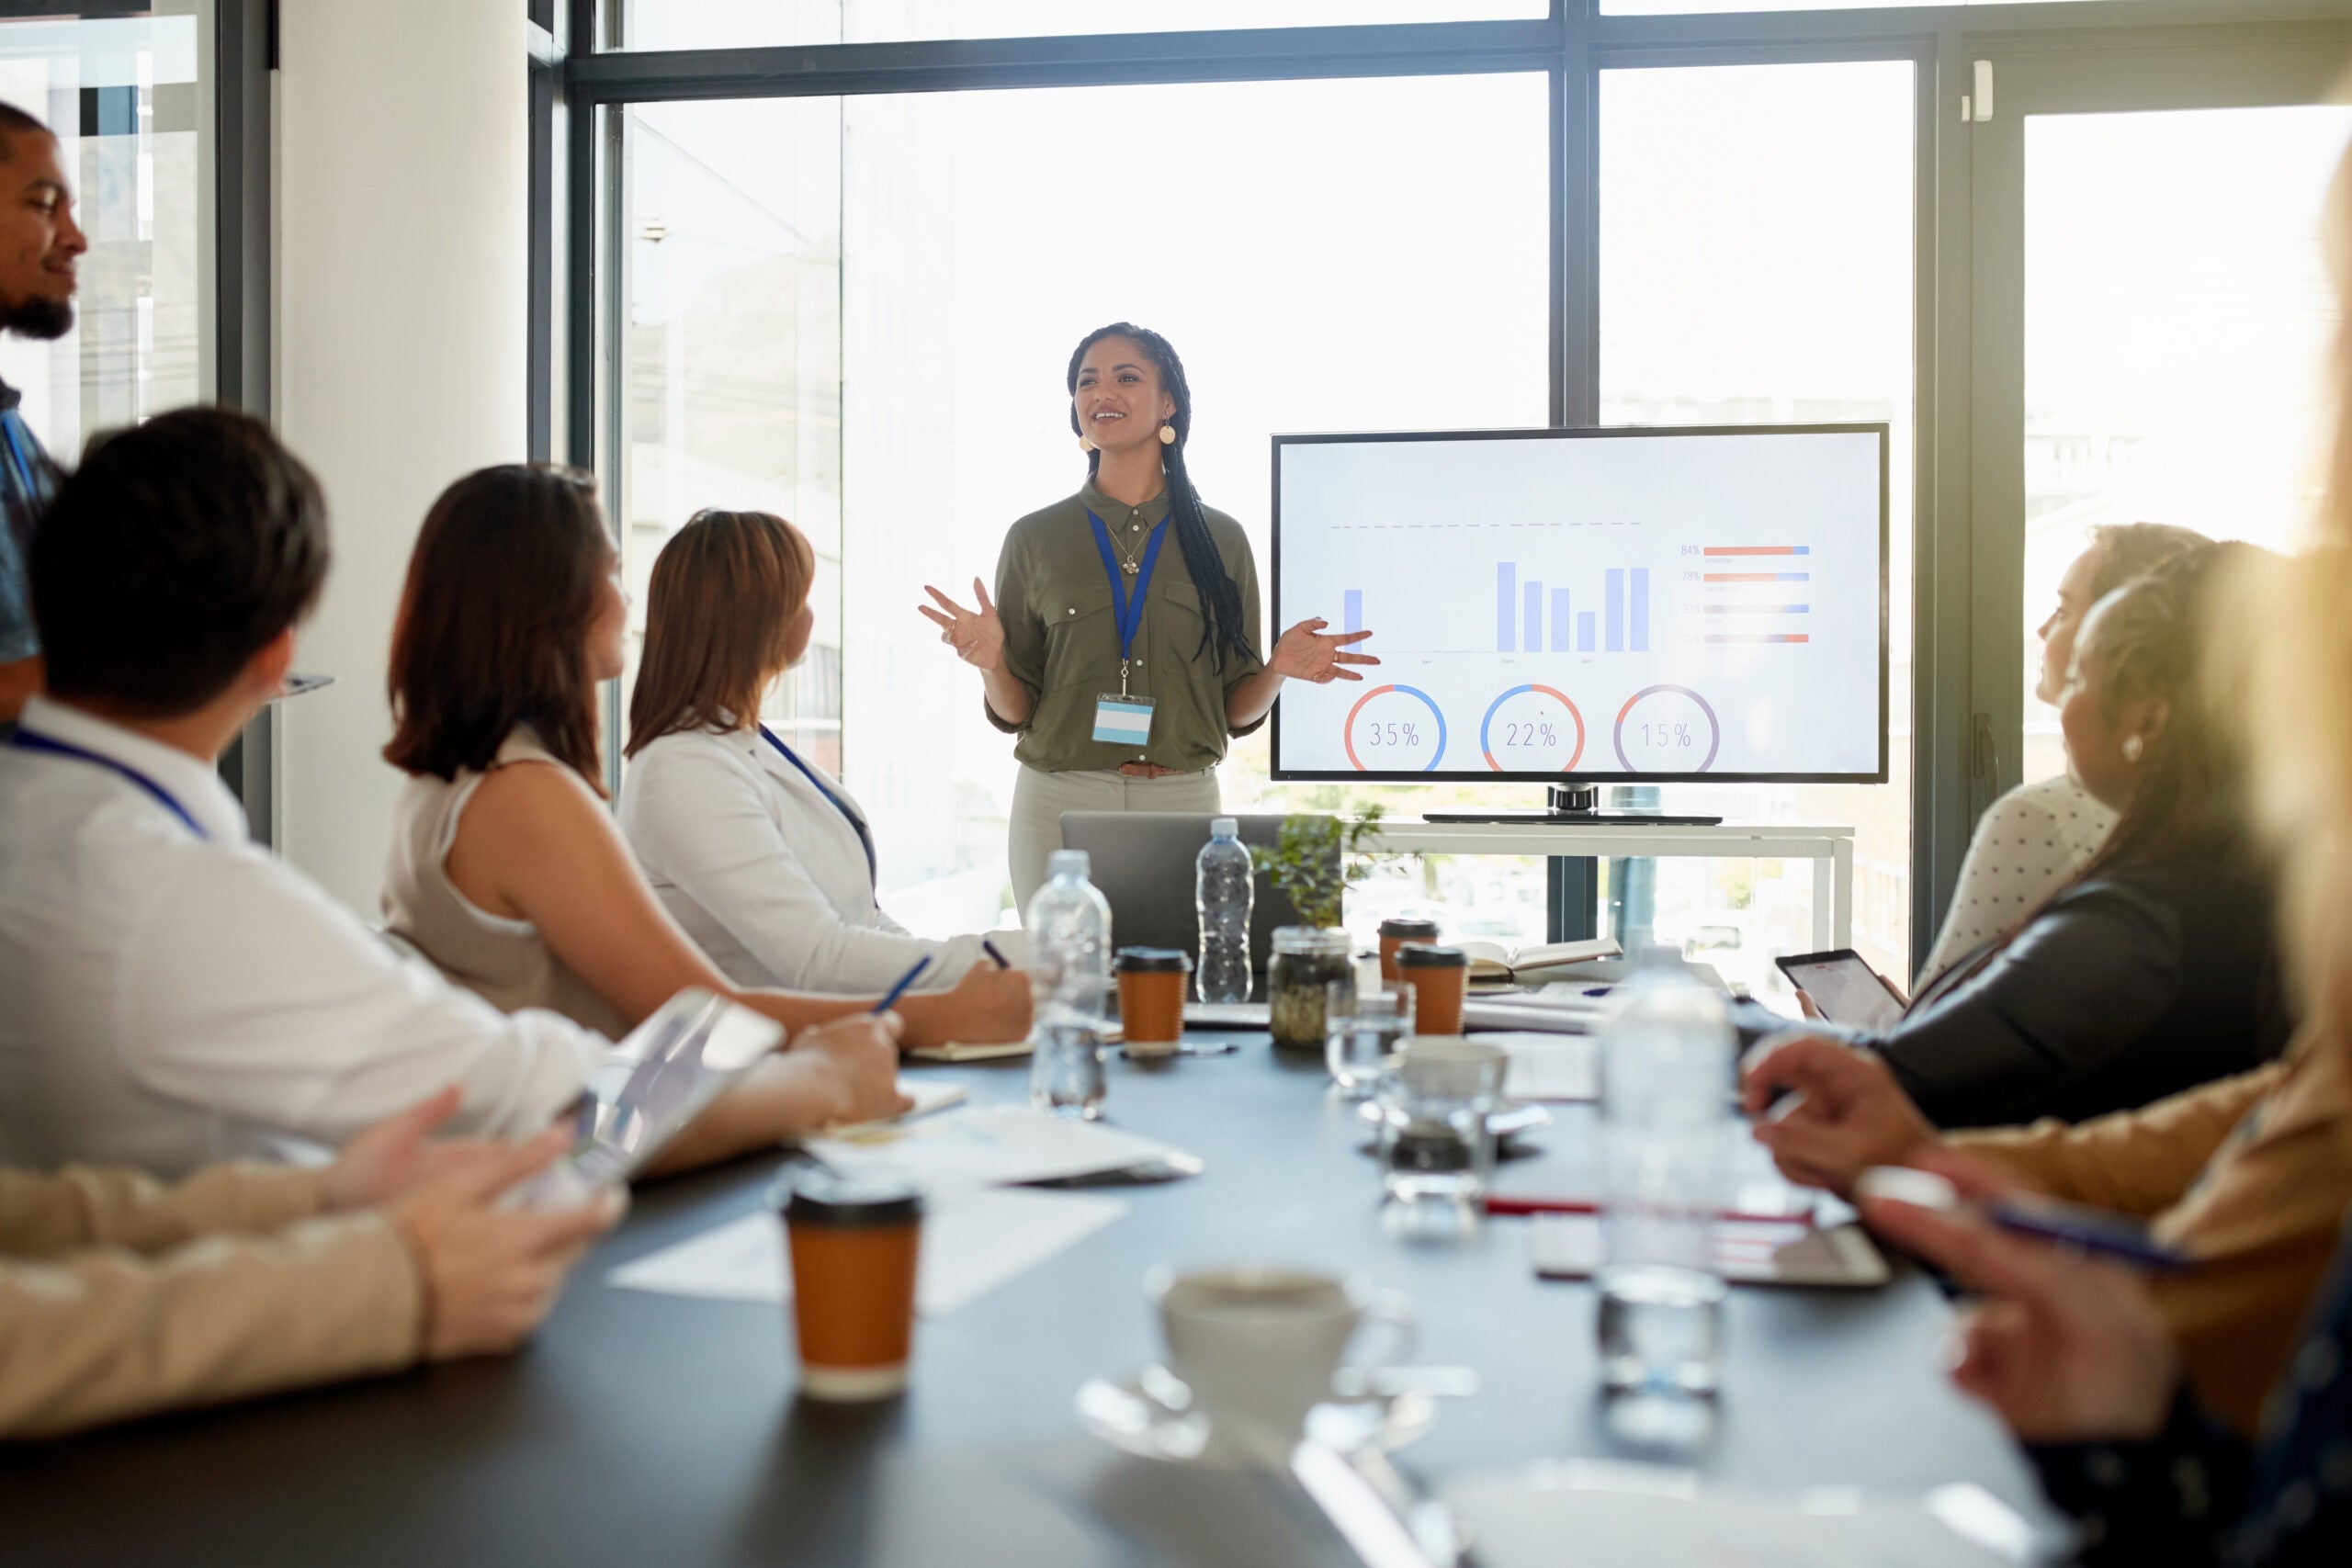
[565,988,783,1185]
[1773,949,1906,1032]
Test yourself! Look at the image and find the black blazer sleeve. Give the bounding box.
[1861,881,2180,1128]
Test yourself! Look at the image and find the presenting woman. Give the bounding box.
[918,321,1377,913]
[622,508,1002,993]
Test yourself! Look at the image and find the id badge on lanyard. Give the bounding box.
[1088,511,1170,748]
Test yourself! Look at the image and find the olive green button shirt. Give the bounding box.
[988,481,1266,773]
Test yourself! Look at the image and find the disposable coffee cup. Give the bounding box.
[1395,943,1469,1036]
[772,1168,922,1401]
[1377,918,1442,984]
[1115,947,1192,1053]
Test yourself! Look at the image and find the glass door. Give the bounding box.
[1966,26,2352,812]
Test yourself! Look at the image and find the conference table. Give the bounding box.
[1,1033,2052,1566]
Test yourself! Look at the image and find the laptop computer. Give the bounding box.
[1058,812,1329,1000]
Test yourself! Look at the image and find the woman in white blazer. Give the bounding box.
[619,509,1005,995]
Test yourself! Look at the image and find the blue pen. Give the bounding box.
[873,955,932,1014]
[982,939,1011,970]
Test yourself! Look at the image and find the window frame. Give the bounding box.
[543,0,2352,974]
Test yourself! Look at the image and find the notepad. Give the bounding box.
[805,1104,1195,1189]
[905,1038,1034,1063]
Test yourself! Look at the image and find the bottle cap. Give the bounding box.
[1048,849,1091,880]
[1210,817,1238,838]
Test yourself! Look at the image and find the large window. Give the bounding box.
[613,2,1545,51]
[614,75,1551,935]
[1600,60,1916,991]
[2018,106,2352,785]
[578,0,2351,974]
[0,11,203,460]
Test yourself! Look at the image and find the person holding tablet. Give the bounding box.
[1763,545,2288,1134]
[621,508,1003,993]
[917,321,1378,912]
[380,465,1029,1053]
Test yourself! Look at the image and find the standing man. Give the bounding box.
[0,102,85,728]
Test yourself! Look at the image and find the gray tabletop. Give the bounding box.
[0,1034,2046,1566]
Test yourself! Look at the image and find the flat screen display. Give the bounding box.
[1270,424,1889,784]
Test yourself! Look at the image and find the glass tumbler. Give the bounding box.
[1324,984,1414,1100]
[1374,1039,1510,1206]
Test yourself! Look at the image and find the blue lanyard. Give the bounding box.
[759,725,876,888]
[1087,511,1170,687]
[7,729,209,841]
[0,412,43,503]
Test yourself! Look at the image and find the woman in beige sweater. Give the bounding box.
[1,1089,616,1439]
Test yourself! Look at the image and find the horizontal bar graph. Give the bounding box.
[1704,604,1810,615]
[1705,571,1810,583]
[1706,633,1810,644]
[1704,546,1809,557]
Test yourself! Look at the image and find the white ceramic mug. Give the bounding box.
[1147,1264,1414,1462]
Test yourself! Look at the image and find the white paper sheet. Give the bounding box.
[820,1077,967,1139]
[1487,1032,1600,1101]
[605,1186,1127,1317]
[804,1104,1193,1189]
[1444,1470,2020,1568]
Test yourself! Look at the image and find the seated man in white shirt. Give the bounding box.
[0,407,905,1178]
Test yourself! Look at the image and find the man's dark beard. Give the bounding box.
[0,295,72,340]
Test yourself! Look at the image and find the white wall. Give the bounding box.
[273,0,529,912]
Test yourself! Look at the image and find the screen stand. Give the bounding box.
[1421,785,1724,828]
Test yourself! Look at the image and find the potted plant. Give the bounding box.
[1252,807,1385,1050]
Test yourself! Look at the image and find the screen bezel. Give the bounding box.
[1268,422,1892,785]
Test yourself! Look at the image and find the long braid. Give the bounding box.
[1067,321,1256,671]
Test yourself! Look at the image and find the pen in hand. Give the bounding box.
[982,939,1010,970]
[873,955,931,1014]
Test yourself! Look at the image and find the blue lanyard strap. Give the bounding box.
[6,729,209,841]
[1086,511,1170,667]
[0,412,39,501]
[759,725,876,888]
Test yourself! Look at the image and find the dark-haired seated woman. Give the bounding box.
[621,509,1002,993]
[1758,545,2290,1133]
[379,465,1030,1057]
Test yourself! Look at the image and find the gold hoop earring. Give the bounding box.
[2122,735,2145,763]
[1079,434,1096,453]
[1159,423,1176,446]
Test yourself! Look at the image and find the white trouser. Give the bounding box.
[1007,764,1222,920]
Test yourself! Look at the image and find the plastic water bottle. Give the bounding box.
[1595,946,1734,1397]
[1194,818,1254,1004]
[1025,850,1113,1119]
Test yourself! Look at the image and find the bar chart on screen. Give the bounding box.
[1273,427,1885,780]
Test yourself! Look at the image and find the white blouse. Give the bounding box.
[1917,773,2116,989]
[618,726,991,995]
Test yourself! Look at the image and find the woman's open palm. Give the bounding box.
[918,579,1004,672]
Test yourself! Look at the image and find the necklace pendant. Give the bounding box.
[1124,561,1140,575]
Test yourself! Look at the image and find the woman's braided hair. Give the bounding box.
[1066,321,1255,671]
